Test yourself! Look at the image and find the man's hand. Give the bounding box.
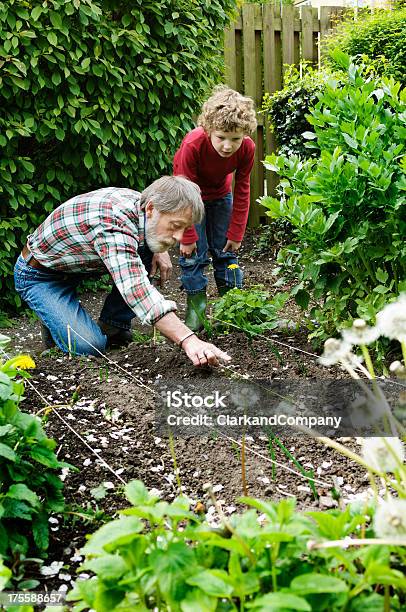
[180,242,197,257]
[223,240,241,253]
[150,252,172,287]
[182,334,231,367]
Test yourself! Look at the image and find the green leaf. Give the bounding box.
[0,442,17,462]
[7,484,40,507]
[0,560,11,591]
[0,424,15,437]
[31,6,42,20]
[180,589,217,612]
[33,512,50,550]
[83,555,128,582]
[246,592,311,611]
[82,516,144,555]
[375,268,388,284]
[50,12,62,28]
[187,569,234,597]
[150,542,197,600]
[0,371,13,400]
[290,573,349,594]
[84,152,93,169]
[124,480,155,506]
[47,32,58,46]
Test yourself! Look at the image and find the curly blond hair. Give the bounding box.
[198,86,257,135]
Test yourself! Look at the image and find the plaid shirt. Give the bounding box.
[27,187,177,326]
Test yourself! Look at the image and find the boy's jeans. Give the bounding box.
[14,244,153,356]
[179,193,244,295]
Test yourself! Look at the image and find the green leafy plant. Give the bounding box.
[260,53,406,344]
[0,335,72,580]
[262,64,338,159]
[0,0,237,315]
[212,286,289,337]
[66,478,406,611]
[323,7,406,84]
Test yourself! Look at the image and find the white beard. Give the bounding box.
[145,214,176,253]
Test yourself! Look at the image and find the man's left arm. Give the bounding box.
[94,230,177,325]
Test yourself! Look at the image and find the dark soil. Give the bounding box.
[1,230,369,600]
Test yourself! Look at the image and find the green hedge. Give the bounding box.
[0,0,237,314]
[262,66,337,159]
[323,8,406,83]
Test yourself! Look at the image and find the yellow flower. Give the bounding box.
[3,355,36,370]
[227,264,239,270]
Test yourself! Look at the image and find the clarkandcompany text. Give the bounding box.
[166,414,342,429]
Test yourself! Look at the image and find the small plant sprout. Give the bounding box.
[374,498,406,538]
[361,437,405,473]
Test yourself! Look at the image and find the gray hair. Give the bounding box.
[140,175,204,224]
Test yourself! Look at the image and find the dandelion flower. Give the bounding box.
[4,355,36,370]
[374,498,406,537]
[376,293,406,343]
[361,437,404,473]
[319,338,353,366]
[227,264,239,270]
[342,319,380,346]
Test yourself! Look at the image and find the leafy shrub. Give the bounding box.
[0,0,237,314]
[323,8,406,84]
[260,53,406,343]
[212,286,289,336]
[66,478,406,611]
[262,65,337,159]
[0,335,71,579]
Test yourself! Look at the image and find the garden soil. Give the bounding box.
[1,230,371,598]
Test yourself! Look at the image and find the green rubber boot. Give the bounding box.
[216,282,232,297]
[185,291,207,332]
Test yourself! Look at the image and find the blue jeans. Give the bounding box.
[179,193,244,295]
[14,244,153,356]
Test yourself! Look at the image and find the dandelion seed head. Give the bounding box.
[374,498,406,538]
[319,338,353,366]
[350,395,386,429]
[361,437,405,473]
[342,319,380,346]
[376,293,406,343]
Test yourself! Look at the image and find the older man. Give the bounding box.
[14,176,230,367]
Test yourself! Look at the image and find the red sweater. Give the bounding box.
[173,127,255,245]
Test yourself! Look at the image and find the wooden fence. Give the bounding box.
[224,4,345,226]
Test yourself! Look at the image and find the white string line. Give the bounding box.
[66,326,332,488]
[207,314,406,390]
[208,314,318,358]
[0,346,126,485]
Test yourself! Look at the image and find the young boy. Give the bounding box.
[173,86,257,331]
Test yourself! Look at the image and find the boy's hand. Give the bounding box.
[180,242,197,257]
[223,240,241,253]
[182,334,231,367]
